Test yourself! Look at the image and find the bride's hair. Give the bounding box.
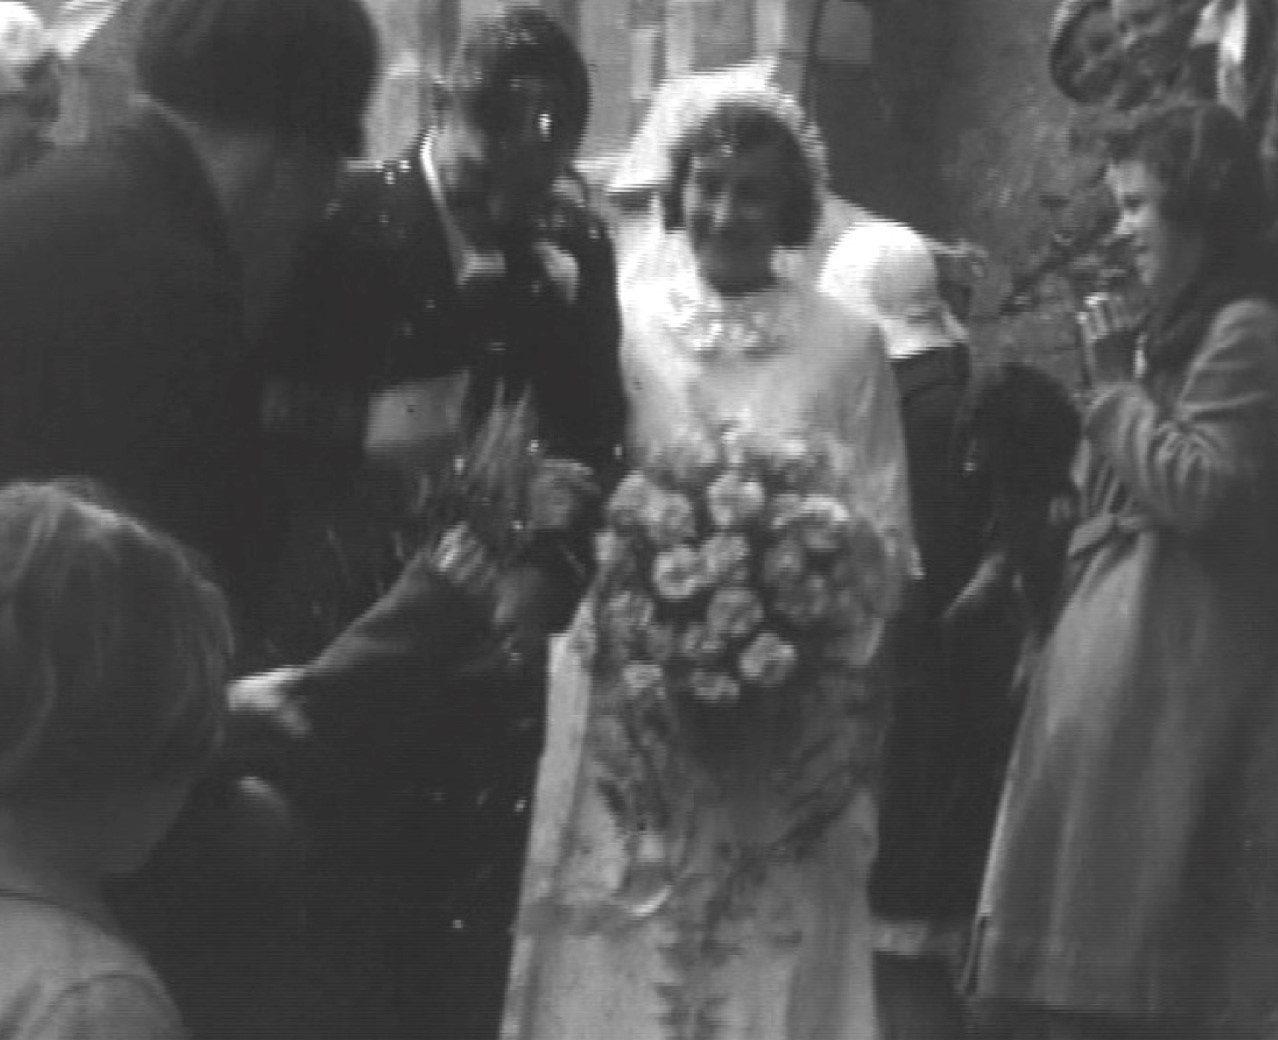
[660,93,826,249]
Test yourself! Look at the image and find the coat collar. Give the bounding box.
[1145,253,1274,374]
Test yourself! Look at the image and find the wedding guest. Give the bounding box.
[245,8,626,1038]
[820,220,1003,1040]
[1049,0,1129,106]
[970,101,1278,1040]
[0,0,376,630]
[0,1,60,179]
[0,0,378,1035]
[0,480,233,1040]
[1112,0,1215,104]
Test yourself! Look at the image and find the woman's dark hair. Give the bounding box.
[136,0,378,157]
[1102,101,1270,254]
[449,6,591,153]
[661,100,822,249]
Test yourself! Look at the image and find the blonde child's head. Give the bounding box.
[0,480,233,871]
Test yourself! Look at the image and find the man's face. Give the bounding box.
[1106,158,1203,296]
[437,74,577,226]
[1061,6,1125,103]
[1113,0,1199,81]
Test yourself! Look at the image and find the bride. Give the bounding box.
[502,88,914,1040]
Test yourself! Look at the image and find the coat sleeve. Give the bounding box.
[291,545,492,750]
[1085,298,1278,536]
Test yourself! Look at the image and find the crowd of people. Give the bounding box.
[0,0,1277,1039]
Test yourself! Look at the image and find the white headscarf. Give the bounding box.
[818,220,967,362]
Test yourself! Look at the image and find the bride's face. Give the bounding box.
[681,141,789,295]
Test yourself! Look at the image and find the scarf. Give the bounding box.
[1142,253,1275,376]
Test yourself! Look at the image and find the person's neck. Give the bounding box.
[0,805,109,927]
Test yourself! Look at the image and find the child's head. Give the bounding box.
[0,480,233,869]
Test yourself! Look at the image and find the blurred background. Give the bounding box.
[33,0,1091,378]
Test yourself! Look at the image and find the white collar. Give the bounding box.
[418,134,470,279]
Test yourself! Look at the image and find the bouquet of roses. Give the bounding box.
[587,427,895,860]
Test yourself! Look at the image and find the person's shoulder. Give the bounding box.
[793,279,877,340]
[22,973,184,1040]
[1214,294,1278,324]
[0,900,181,1039]
[1207,295,1278,348]
[0,124,160,277]
[0,141,123,238]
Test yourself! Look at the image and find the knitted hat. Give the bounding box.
[136,0,378,156]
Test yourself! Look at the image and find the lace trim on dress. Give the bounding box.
[660,275,803,362]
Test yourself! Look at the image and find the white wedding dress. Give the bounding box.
[501,261,914,1040]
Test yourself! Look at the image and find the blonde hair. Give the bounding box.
[0,480,232,798]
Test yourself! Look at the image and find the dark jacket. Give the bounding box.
[0,107,271,610]
[255,144,626,1040]
[259,143,626,660]
[873,347,1015,928]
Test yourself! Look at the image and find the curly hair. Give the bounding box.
[0,480,233,799]
[1102,101,1270,255]
[660,92,827,249]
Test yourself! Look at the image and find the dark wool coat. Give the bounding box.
[0,107,271,611]
[873,347,1016,928]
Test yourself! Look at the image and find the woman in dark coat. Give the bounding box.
[970,101,1278,1040]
